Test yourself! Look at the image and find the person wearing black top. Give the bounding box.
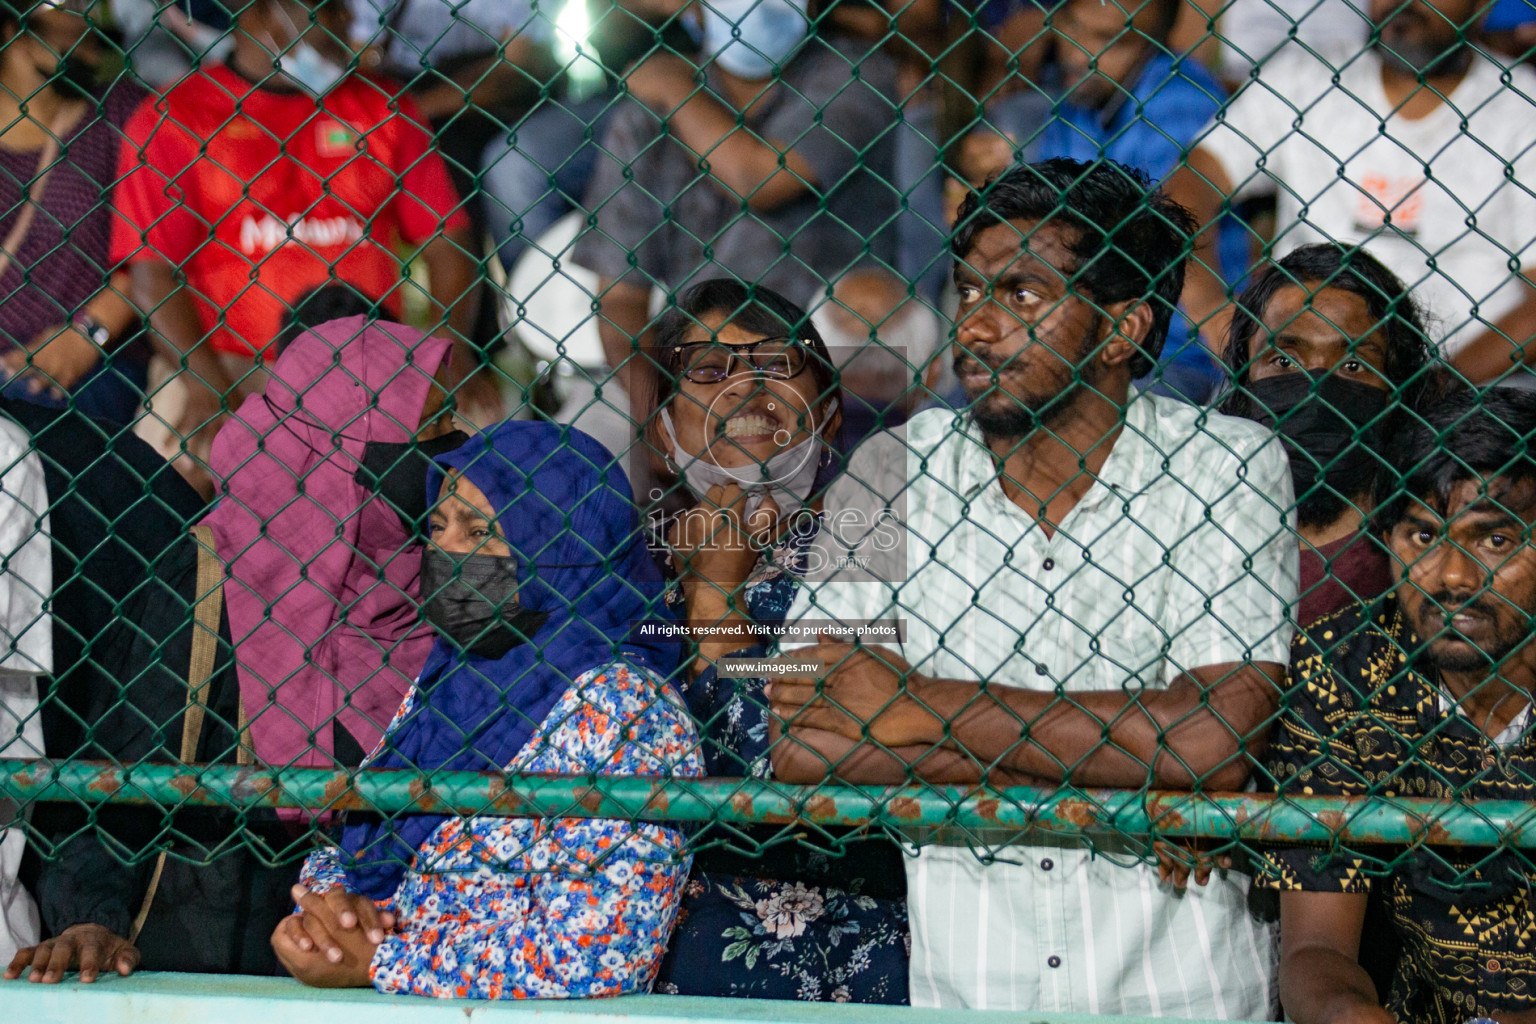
[0,401,296,982]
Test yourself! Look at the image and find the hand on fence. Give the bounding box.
[270,885,392,988]
[3,923,141,984]
[1153,838,1234,890]
[158,375,232,499]
[175,417,226,500]
[769,636,946,749]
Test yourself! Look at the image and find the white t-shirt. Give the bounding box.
[1197,50,1536,355]
[0,416,52,967]
[1216,0,1369,80]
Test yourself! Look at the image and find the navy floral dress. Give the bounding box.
[650,513,911,1003]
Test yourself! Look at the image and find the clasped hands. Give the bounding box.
[4,885,390,988]
[269,884,394,988]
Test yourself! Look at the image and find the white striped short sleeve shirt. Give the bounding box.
[784,393,1298,1016]
[0,416,52,968]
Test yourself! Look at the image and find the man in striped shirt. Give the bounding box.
[770,158,1298,1016]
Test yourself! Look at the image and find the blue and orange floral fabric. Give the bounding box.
[301,661,703,999]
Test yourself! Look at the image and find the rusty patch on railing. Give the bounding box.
[408,776,441,813]
[801,792,837,821]
[86,766,122,797]
[1054,798,1101,829]
[321,772,353,808]
[484,776,528,815]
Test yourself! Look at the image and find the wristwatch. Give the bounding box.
[71,312,112,348]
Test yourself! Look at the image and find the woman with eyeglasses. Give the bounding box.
[639,279,910,1004]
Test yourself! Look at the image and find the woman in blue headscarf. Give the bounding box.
[269,422,703,999]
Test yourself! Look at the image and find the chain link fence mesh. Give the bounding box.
[0,0,1533,998]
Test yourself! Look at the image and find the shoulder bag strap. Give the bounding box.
[0,102,79,285]
[128,524,231,943]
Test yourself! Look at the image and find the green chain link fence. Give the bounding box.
[0,0,1534,1005]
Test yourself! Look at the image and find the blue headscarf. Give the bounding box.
[338,422,678,898]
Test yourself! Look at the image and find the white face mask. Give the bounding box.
[659,398,837,516]
[700,0,810,80]
[280,41,345,94]
[267,2,346,95]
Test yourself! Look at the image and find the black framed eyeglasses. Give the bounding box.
[671,337,811,385]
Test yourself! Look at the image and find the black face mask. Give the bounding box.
[420,548,549,660]
[1245,371,1390,513]
[356,430,469,535]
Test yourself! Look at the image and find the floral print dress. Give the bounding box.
[299,662,704,999]
[651,513,912,1004]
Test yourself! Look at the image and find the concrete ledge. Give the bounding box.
[1,971,1236,1024]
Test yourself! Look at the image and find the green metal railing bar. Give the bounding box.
[5,758,1532,848]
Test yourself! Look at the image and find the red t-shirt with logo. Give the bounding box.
[111,66,467,357]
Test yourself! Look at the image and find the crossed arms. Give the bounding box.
[767,636,1285,793]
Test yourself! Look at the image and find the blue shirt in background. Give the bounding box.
[1038,52,1224,180]
[1029,53,1244,402]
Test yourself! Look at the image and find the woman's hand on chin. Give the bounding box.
[670,483,781,592]
[270,885,391,988]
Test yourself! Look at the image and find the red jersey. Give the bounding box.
[111,66,468,357]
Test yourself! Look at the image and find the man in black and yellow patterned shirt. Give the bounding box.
[1260,386,1536,1024]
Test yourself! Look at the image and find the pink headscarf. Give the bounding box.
[205,317,453,768]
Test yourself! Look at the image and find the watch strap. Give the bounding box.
[71,312,112,348]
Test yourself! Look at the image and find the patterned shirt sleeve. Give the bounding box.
[297,846,351,895]
[366,662,705,999]
[294,686,422,899]
[1256,624,1376,893]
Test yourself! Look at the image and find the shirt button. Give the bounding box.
[1035,662,1048,676]
[1042,557,1055,571]
[1040,858,1054,871]
[1488,958,1502,973]
[1047,955,1062,968]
